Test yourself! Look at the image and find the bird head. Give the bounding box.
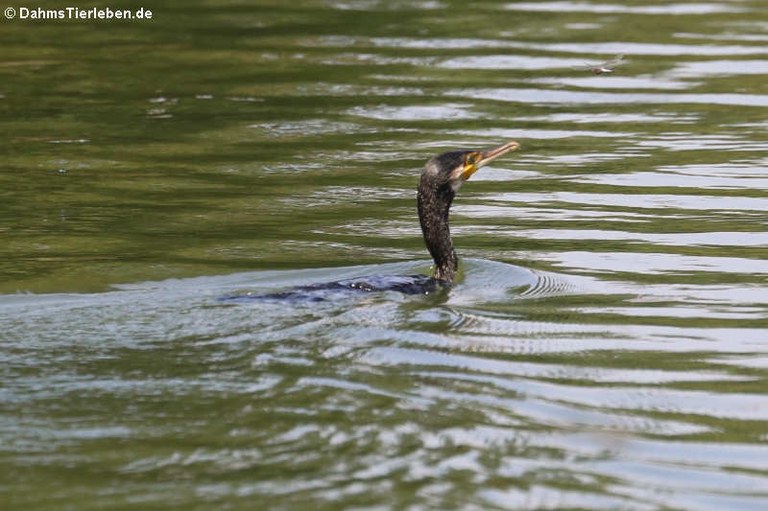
[422,140,520,194]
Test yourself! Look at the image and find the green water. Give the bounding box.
[2,1,767,510]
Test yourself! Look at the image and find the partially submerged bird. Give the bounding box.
[417,141,520,282]
[223,141,520,302]
[574,54,625,75]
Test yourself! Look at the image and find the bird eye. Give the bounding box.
[466,154,477,165]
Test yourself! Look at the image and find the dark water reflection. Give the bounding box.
[1,1,767,509]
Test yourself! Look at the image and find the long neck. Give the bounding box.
[417,181,457,282]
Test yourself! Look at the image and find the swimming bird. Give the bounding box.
[417,140,520,283]
[223,141,520,302]
[574,54,625,75]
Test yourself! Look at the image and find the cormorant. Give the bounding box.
[417,140,520,283]
[222,140,520,302]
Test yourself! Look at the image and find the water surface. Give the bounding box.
[1,1,767,509]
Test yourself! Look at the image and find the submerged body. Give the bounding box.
[220,274,444,303]
[223,141,520,302]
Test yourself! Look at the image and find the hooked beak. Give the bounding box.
[477,140,520,168]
